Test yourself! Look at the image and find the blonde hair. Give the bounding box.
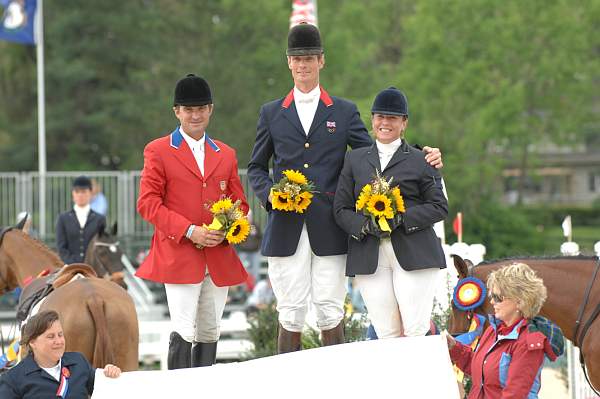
[487,263,547,319]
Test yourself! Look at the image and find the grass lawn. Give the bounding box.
[539,226,599,255]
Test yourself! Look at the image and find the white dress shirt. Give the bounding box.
[73,204,90,228]
[180,127,205,176]
[376,137,403,171]
[294,85,320,135]
[41,360,61,381]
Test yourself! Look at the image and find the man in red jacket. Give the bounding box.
[136,74,248,369]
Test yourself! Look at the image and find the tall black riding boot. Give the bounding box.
[191,342,218,367]
[167,331,191,370]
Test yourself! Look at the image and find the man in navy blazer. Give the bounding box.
[248,24,442,352]
[55,176,106,264]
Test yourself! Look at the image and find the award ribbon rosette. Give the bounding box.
[355,170,405,233]
[270,170,316,213]
[203,198,251,245]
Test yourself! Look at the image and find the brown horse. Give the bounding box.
[448,255,600,392]
[84,223,128,289]
[0,228,139,371]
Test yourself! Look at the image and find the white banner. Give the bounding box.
[93,336,460,399]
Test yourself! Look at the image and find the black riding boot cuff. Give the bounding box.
[191,341,218,367]
[167,331,191,370]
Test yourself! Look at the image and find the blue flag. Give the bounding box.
[0,0,37,45]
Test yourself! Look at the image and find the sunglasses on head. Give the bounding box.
[489,293,505,303]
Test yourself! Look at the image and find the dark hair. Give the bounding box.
[21,310,60,349]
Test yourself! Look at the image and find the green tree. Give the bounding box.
[461,203,547,259]
[0,43,37,170]
[1,1,598,259]
[396,0,598,210]
[0,0,293,170]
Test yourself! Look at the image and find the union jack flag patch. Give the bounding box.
[327,120,336,133]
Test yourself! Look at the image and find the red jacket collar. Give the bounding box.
[282,85,333,108]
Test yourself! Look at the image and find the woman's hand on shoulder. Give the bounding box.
[102,364,122,378]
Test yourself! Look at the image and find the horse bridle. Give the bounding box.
[572,256,600,395]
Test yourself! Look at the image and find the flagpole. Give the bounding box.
[457,212,463,243]
[35,0,47,238]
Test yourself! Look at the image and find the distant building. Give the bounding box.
[502,145,600,206]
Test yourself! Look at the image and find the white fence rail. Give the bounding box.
[567,341,600,399]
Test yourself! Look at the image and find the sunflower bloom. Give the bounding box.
[282,170,308,185]
[293,191,313,213]
[271,170,315,213]
[366,194,393,219]
[272,191,293,211]
[226,218,251,244]
[211,198,234,214]
[356,190,371,211]
[391,187,406,213]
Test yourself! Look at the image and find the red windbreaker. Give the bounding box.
[450,317,557,399]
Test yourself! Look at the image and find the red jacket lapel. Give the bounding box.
[203,136,223,179]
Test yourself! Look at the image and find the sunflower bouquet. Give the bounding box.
[355,170,405,233]
[270,170,316,213]
[203,198,251,244]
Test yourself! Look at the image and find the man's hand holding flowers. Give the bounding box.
[270,170,316,213]
[190,226,225,249]
[194,198,251,249]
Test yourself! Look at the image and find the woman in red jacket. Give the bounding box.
[445,263,564,399]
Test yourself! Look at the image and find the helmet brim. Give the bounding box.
[286,48,323,56]
[371,109,408,117]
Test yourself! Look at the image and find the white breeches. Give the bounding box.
[268,224,347,332]
[164,275,228,343]
[355,240,440,338]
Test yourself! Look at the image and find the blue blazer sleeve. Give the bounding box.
[334,152,369,239]
[402,164,448,234]
[85,356,96,395]
[346,103,372,150]
[55,213,75,264]
[0,373,20,399]
[248,105,275,211]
